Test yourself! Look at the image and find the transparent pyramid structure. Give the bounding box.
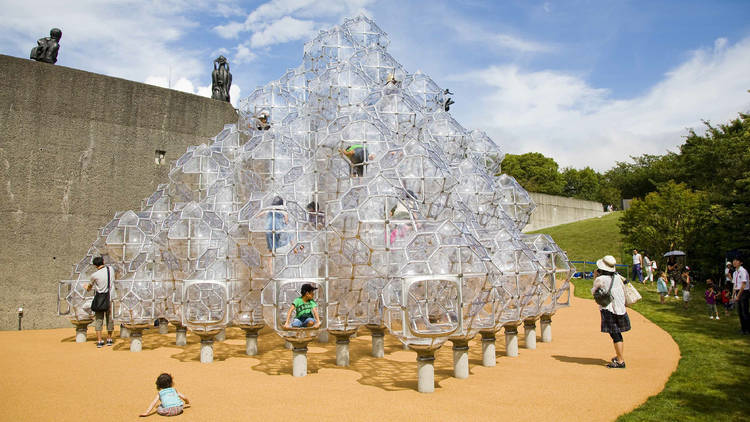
[58,15,572,362]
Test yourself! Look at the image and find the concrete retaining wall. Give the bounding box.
[524,192,605,232]
[0,54,238,330]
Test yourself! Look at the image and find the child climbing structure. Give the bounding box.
[57,16,573,393]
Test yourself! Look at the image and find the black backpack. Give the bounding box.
[90,266,111,312]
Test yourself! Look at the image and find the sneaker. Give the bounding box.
[106,339,114,346]
[716,316,720,320]
[710,316,714,319]
[96,341,104,348]
[606,360,626,369]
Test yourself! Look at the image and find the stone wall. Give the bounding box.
[0,54,238,330]
[524,192,605,232]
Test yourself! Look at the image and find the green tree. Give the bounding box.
[675,114,750,271]
[619,181,708,261]
[561,167,600,201]
[501,152,564,195]
[604,153,678,199]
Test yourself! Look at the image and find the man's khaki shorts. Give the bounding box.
[94,310,114,332]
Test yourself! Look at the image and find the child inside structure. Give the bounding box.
[284,283,321,329]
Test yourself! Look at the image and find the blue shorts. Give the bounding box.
[292,317,315,327]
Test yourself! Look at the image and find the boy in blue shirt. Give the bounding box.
[284,284,321,329]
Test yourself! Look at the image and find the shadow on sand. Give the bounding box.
[551,355,609,366]
[63,327,522,392]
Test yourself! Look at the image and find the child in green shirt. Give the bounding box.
[284,283,321,329]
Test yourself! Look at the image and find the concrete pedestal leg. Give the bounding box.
[370,329,385,358]
[214,328,226,342]
[416,351,436,393]
[504,325,519,357]
[130,330,143,352]
[524,320,537,350]
[119,325,130,339]
[317,331,329,343]
[452,340,470,379]
[244,330,259,356]
[292,344,308,377]
[157,319,168,334]
[335,335,351,367]
[481,332,496,367]
[541,317,552,343]
[200,339,214,363]
[175,326,187,346]
[75,324,88,343]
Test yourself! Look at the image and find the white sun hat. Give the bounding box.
[596,255,617,272]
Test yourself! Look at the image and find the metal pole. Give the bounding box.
[17,306,23,331]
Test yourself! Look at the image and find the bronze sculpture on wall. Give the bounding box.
[30,28,62,64]
[211,55,232,102]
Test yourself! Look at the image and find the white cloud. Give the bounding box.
[229,84,241,107]
[234,44,257,64]
[172,77,197,94]
[452,37,750,170]
[451,18,555,54]
[244,0,373,26]
[144,75,240,107]
[250,16,317,48]
[213,0,375,45]
[214,21,246,39]
[197,84,213,98]
[144,75,170,88]
[492,34,554,53]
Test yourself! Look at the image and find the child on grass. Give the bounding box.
[705,279,719,319]
[140,373,190,417]
[656,272,668,304]
[721,287,733,317]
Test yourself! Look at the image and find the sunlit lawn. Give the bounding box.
[531,213,750,421]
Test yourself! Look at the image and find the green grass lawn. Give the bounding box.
[530,213,750,421]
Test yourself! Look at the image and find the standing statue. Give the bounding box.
[211,56,232,102]
[30,28,62,64]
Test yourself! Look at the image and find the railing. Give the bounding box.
[570,261,630,279]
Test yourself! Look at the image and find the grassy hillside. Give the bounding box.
[529,211,626,264]
[530,212,750,421]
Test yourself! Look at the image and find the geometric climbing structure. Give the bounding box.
[58,15,573,390]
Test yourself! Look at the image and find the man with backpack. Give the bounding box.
[84,256,115,348]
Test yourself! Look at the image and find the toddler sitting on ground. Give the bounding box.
[140,373,190,417]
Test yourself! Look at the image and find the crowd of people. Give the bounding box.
[590,251,749,370]
[631,250,749,332]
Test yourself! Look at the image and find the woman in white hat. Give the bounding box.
[591,255,631,368]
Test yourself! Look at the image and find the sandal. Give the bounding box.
[606,360,626,369]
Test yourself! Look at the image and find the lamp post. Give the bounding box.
[17,306,24,330]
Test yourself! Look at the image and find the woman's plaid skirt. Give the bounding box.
[600,309,631,333]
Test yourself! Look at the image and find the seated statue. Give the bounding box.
[30,28,62,64]
[211,55,232,102]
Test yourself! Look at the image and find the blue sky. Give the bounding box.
[2,0,749,170]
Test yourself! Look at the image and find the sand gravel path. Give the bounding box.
[0,288,679,421]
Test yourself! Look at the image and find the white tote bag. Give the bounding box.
[624,282,642,306]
